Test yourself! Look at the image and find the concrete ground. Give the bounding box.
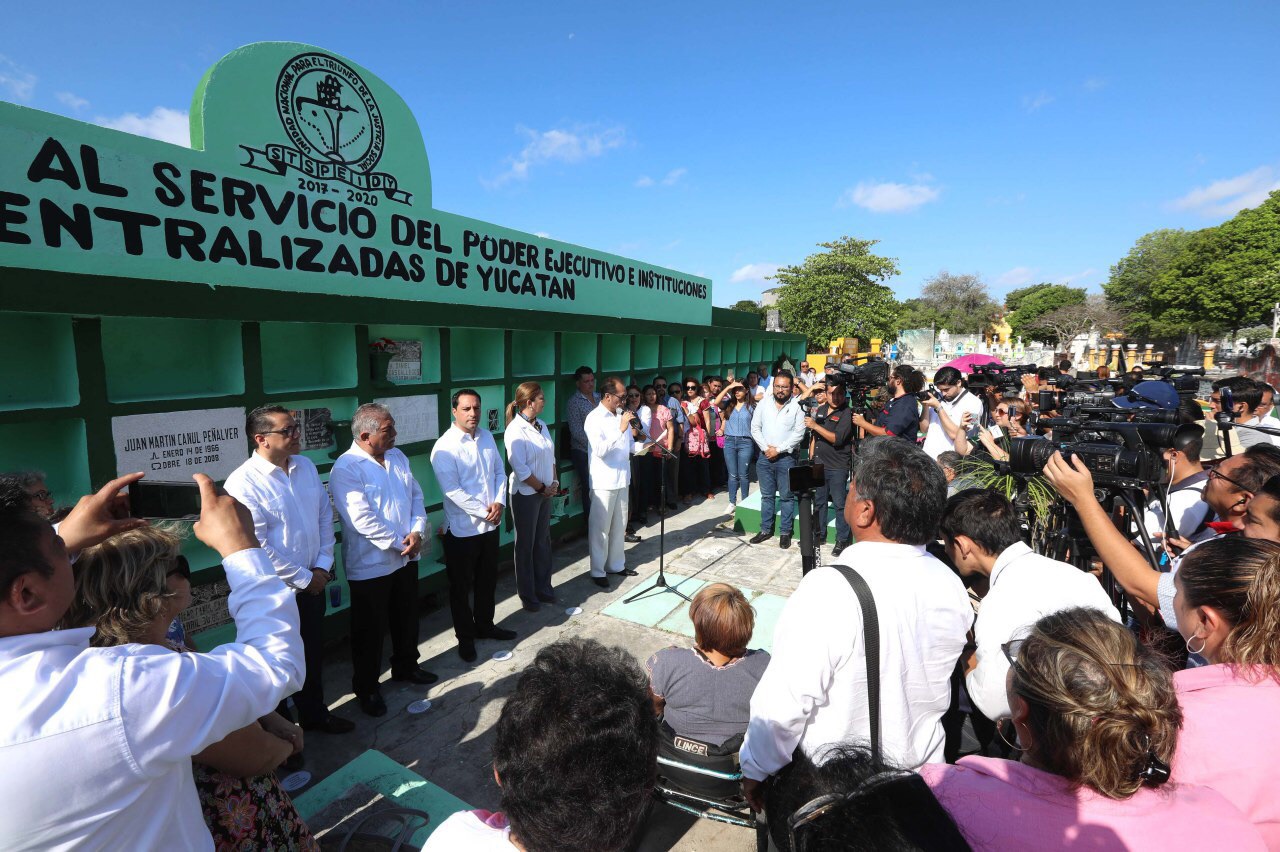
[293,492,807,851]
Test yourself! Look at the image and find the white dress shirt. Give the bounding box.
[431,425,508,536]
[922,389,985,459]
[504,414,556,497]
[966,542,1121,720]
[740,541,971,780]
[224,452,335,590]
[750,396,806,454]
[584,403,633,490]
[329,444,428,581]
[0,548,301,851]
[1141,472,1211,542]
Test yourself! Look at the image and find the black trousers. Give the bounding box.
[444,529,499,641]
[276,588,329,725]
[348,561,420,698]
[709,441,727,490]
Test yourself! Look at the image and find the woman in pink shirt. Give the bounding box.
[1171,535,1280,846]
[921,608,1264,851]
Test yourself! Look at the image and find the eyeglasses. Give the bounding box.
[995,408,1010,417]
[786,770,916,851]
[685,384,698,390]
[1207,466,1251,493]
[165,554,191,581]
[1001,637,1026,667]
[28,489,52,501]
[260,424,301,437]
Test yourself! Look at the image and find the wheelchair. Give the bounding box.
[651,728,769,852]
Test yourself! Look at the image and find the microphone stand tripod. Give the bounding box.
[625,437,691,604]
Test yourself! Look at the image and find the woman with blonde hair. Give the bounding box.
[645,583,770,750]
[504,381,558,612]
[1171,536,1280,844]
[63,525,319,850]
[921,607,1263,850]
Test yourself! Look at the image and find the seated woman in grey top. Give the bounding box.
[646,583,771,749]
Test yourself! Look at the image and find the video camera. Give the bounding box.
[968,363,1037,399]
[829,360,889,416]
[1157,364,1206,397]
[1007,421,1198,489]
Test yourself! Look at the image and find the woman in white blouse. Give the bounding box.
[504,382,559,612]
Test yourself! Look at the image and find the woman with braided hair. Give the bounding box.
[920,608,1263,850]
[1171,535,1280,845]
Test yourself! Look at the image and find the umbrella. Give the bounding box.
[942,354,1004,374]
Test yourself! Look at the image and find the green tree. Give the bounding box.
[914,271,1000,334]
[896,297,943,331]
[773,236,901,352]
[1103,228,1193,337]
[727,299,766,328]
[1146,192,1280,337]
[1005,284,1087,342]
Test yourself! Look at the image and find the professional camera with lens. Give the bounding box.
[968,363,1037,399]
[1006,422,1200,489]
[830,360,889,416]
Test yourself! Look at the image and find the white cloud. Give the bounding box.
[660,167,687,186]
[55,91,89,111]
[839,180,941,213]
[1022,90,1054,111]
[730,262,781,284]
[533,231,551,239]
[0,54,36,101]
[635,167,687,189]
[1168,166,1280,218]
[485,123,626,188]
[1083,77,1108,92]
[1057,268,1097,285]
[95,106,189,146]
[997,267,1037,288]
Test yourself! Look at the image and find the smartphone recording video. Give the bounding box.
[129,481,202,520]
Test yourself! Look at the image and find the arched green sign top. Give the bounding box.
[191,42,432,210]
[0,42,712,323]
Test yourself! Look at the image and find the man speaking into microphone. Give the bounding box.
[584,376,641,588]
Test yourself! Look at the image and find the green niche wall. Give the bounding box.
[101,317,244,402]
[260,323,357,393]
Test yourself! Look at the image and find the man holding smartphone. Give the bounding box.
[225,405,355,734]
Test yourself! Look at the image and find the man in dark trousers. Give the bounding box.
[431,389,517,662]
[804,379,855,557]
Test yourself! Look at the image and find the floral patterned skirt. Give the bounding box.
[194,762,319,851]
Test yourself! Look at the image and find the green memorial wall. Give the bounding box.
[0,42,805,648]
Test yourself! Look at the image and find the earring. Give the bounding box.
[994,717,1026,752]
[1186,633,1207,656]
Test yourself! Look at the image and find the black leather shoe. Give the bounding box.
[624,532,642,543]
[831,540,851,558]
[779,534,793,550]
[391,667,439,686]
[283,752,306,772]
[537,594,559,604]
[609,568,639,577]
[478,626,517,640]
[301,714,356,734]
[592,576,610,588]
[359,692,387,717]
[522,601,540,613]
[458,639,477,662]
[749,530,773,544]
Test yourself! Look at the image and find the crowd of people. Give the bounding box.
[5,354,1280,850]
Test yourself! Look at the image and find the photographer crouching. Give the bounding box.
[802,378,855,557]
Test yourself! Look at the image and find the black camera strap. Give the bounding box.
[830,564,882,764]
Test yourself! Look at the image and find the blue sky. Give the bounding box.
[2,1,1277,307]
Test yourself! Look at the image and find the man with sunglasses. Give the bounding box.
[225,405,356,734]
